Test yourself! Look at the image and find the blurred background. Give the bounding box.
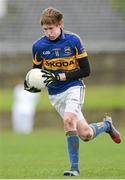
[0,0,125,132]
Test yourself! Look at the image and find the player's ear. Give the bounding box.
[60,24,64,28]
[57,20,64,28]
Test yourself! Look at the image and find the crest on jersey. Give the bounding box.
[64,46,71,54]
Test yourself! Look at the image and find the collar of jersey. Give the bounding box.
[46,28,65,42]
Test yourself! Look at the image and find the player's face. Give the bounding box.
[42,24,61,40]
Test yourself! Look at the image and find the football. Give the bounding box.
[25,68,46,89]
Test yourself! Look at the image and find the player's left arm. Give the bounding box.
[41,56,90,86]
[62,35,90,81]
[64,56,90,81]
[59,35,90,81]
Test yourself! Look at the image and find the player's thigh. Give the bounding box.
[48,92,65,119]
[63,111,78,131]
[49,86,85,120]
[64,86,85,120]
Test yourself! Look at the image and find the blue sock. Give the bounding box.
[90,121,110,137]
[66,131,79,171]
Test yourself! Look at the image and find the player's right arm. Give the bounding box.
[24,80,41,93]
[32,43,43,69]
[24,43,42,92]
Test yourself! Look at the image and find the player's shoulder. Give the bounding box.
[64,30,82,41]
[32,35,46,49]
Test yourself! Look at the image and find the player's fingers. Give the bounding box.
[41,70,50,75]
[46,81,53,86]
[42,73,52,78]
[42,74,47,77]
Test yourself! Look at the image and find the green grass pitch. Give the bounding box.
[0,128,125,179]
[0,85,125,112]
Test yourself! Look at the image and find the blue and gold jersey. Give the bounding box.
[32,29,88,95]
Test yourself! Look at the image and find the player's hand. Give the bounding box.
[41,70,60,86]
[24,80,41,93]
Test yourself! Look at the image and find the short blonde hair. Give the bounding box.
[40,7,64,26]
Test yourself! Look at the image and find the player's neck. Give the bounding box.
[50,28,62,42]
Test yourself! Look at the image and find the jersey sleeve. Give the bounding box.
[73,35,88,59]
[32,43,43,65]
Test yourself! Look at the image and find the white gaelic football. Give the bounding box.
[25,68,46,89]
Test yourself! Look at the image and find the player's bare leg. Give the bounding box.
[63,112,122,176]
[77,119,94,141]
[77,116,121,143]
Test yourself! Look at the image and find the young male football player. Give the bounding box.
[24,7,122,176]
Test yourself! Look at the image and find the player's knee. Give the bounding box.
[79,129,93,141]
